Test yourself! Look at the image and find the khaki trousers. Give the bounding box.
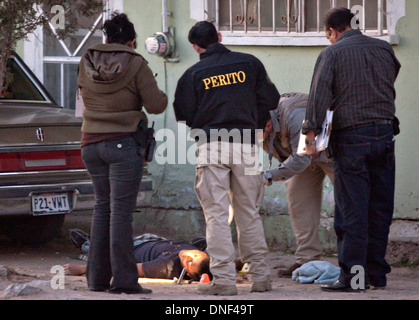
[194,142,270,285]
[284,161,334,264]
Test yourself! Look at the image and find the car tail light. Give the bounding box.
[0,153,20,172]
[66,150,85,169]
[0,150,85,173]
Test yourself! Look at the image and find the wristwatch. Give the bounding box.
[305,139,316,146]
[265,171,273,180]
[264,171,273,186]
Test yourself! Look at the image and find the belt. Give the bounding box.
[338,119,393,132]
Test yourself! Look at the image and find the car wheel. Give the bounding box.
[4,214,65,246]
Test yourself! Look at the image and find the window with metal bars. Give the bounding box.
[216,0,386,34]
[191,0,404,46]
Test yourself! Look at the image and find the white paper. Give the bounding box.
[315,109,334,152]
[297,109,334,155]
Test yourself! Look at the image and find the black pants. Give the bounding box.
[82,136,144,292]
[332,124,395,287]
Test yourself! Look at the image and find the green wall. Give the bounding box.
[125,0,330,216]
[126,0,418,221]
[389,0,419,219]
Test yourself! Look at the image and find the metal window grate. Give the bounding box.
[215,0,386,35]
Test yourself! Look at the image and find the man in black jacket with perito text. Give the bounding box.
[173,21,280,296]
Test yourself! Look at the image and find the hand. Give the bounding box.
[304,143,318,157]
[304,130,318,157]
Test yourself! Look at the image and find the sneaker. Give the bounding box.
[69,229,90,249]
[277,262,302,278]
[250,277,272,292]
[190,237,207,251]
[197,282,238,296]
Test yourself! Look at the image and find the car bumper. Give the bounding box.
[0,170,153,217]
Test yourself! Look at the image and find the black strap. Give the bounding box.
[268,110,281,168]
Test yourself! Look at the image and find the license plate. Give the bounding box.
[31,192,70,215]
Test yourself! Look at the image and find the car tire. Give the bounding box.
[3,214,65,246]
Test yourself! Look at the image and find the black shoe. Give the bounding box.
[109,287,152,295]
[277,263,302,278]
[370,284,386,290]
[89,285,110,292]
[321,280,366,293]
[69,228,90,249]
[366,279,386,290]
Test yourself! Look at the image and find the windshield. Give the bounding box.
[1,57,47,102]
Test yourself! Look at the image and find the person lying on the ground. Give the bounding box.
[65,231,213,281]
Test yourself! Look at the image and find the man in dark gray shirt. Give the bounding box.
[302,7,401,292]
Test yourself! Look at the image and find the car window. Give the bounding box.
[1,58,47,102]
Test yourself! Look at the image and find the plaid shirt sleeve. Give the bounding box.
[302,49,334,135]
[302,30,400,134]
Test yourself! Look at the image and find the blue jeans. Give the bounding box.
[331,124,395,287]
[81,136,144,292]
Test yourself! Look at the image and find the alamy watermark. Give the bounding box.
[50,5,65,29]
[350,265,366,290]
[351,5,365,30]
[50,265,65,289]
[153,122,265,175]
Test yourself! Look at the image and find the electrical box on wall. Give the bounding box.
[145,27,179,62]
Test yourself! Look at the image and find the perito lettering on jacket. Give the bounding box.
[202,71,246,90]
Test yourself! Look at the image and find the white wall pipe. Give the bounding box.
[162,0,169,33]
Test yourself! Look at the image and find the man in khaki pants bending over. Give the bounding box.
[173,21,280,295]
[263,93,334,277]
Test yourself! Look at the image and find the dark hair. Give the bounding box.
[188,21,219,49]
[103,12,137,48]
[190,255,212,282]
[324,7,355,32]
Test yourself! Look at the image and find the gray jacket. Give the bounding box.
[264,93,331,181]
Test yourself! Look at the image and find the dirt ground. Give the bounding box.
[1,212,419,306]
